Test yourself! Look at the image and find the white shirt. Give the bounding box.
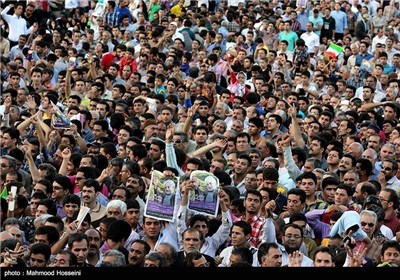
[371,35,388,53]
[300,31,320,54]
[218,245,259,267]
[177,205,233,258]
[1,7,33,42]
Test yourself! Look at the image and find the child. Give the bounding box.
[227,69,249,103]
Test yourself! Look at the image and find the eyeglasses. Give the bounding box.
[0,163,9,168]
[378,197,390,202]
[172,139,182,144]
[360,221,375,227]
[245,178,257,181]
[284,234,302,239]
[75,177,86,181]
[198,262,210,267]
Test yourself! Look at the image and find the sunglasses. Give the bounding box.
[360,221,375,227]
[382,166,393,171]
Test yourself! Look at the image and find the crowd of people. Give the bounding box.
[0,0,400,269]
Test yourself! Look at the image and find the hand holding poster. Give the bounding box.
[76,206,90,229]
[144,170,179,222]
[189,170,220,217]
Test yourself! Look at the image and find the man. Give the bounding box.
[175,228,215,267]
[233,189,265,248]
[1,3,36,47]
[81,179,107,228]
[85,228,102,266]
[313,246,335,267]
[217,221,258,267]
[50,249,78,267]
[128,239,150,267]
[378,159,400,197]
[257,242,282,267]
[264,114,283,145]
[29,243,51,267]
[308,136,328,170]
[378,240,400,266]
[378,189,400,236]
[98,220,131,262]
[300,22,320,55]
[262,213,313,267]
[1,128,19,156]
[299,172,328,213]
[68,233,94,267]
[178,182,232,258]
[231,153,252,196]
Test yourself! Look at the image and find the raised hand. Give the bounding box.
[280,133,291,147]
[26,95,37,111]
[61,147,72,160]
[213,138,227,149]
[165,123,175,142]
[287,104,297,119]
[288,251,303,267]
[4,96,11,111]
[187,104,199,118]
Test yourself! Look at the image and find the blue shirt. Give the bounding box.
[330,10,348,33]
[297,11,309,31]
[355,52,374,65]
[309,15,323,36]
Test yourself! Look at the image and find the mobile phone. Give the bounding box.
[343,236,356,249]
[291,102,298,109]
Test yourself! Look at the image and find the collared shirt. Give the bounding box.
[386,176,400,197]
[230,174,246,196]
[105,10,119,27]
[384,210,400,236]
[234,214,265,248]
[177,205,233,257]
[304,197,328,213]
[1,6,34,41]
[262,218,314,267]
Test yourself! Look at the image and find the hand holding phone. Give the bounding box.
[343,236,356,249]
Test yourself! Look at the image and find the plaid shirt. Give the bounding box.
[234,214,265,248]
[226,21,240,33]
[346,76,364,89]
[304,198,328,213]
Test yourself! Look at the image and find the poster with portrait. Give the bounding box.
[189,171,220,217]
[144,170,179,222]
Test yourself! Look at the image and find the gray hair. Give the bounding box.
[360,210,378,225]
[213,119,227,130]
[1,155,17,169]
[101,249,127,267]
[350,142,364,156]
[106,200,127,215]
[144,251,168,267]
[34,214,53,228]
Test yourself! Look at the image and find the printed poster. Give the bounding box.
[189,170,219,217]
[144,170,179,222]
